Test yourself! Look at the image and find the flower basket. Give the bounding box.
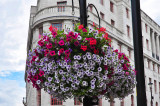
[26,24,136,101]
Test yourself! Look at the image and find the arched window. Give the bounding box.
[156,102,158,106]
[131,95,134,106]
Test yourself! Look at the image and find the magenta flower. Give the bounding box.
[59,40,64,46]
[52,31,57,38]
[38,40,44,46]
[82,28,87,32]
[50,51,56,56]
[65,50,70,56]
[46,43,52,49]
[39,71,44,77]
[125,72,129,76]
[59,48,64,55]
[74,41,79,46]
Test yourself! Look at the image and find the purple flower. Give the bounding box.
[103,76,107,80]
[36,80,41,84]
[91,84,95,89]
[98,67,102,72]
[59,69,64,74]
[82,81,88,86]
[45,82,49,86]
[48,77,53,82]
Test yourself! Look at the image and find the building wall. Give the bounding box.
[26,0,160,106]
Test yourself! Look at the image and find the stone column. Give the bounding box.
[32,28,39,48]
[43,22,51,33]
[156,34,159,60]
[151,31,156,58]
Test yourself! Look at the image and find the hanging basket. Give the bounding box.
[26,24,136,101]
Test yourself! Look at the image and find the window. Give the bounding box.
[153,63,155,71]
[158,66,159,74]
[100,0,103,5]
[127,25,130,37]
[146,39,149,50]
[110,1,114,12]
[120,99,124,106]
[57,1,67,12]
[74,98,81,105]
[128,49,131,58]
[131,95,134,106]
[154,80,157,93]
[37,90,41,106]
[145,24,148,33]
[110,101,114,106]
[52,23,62,31]
[51,96,63,105]
[118,44,121,52]
[149,78,151,83]
[100,12,104,20]
[111,19,115,26]
[156,102,158,106]
[126,8,129,18]
[39,27,43,39]
[147,60,150,69]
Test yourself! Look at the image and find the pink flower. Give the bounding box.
[46,43,52,49]
[39,71,44,77]
[50,51,56,56]
[33,75,39,81]
[82,28,87,32]
[125,72,129,76]
[44,49,49,56]
[52,31,57,38]
[38,40,44,46]
[104,65,108,70]
[32,56,37,61]
[65,50,70,56]
[113,49,118,53]
[74,41,79,46]
[59,40,64,46]
[59,48,64,55]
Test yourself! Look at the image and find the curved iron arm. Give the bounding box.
[87,3,101,29]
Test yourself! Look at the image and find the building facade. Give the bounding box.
[25,0,160,106]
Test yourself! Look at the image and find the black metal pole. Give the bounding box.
[151,87,153,106]
[131,0,147,106]
[79,0,98,105]
[79,0,87,28]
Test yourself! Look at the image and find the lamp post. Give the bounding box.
[148,82,153,106]
[22,97,27,106]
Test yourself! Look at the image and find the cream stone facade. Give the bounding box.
[26,0,160,106]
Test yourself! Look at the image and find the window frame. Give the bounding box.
[110,1,114,13]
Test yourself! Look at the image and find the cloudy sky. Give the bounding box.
[0,0,159,106]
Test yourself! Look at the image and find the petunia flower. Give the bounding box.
[65,50,70,56]
[46,43,52,49]
[78,25,84,29]
[49,25,53,31]
[59,40,64,46]
[59,48,64,55]
[81,45,87,51]
[50,51,56,56]
[74,41,79,46]
[38,40,44,46]
[90,39,97,45]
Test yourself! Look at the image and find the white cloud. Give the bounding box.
[140,0,160,25]
[0,79,25,106]
[0,0,37,75]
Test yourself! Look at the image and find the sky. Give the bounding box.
[0,0,160,106]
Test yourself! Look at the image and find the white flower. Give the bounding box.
[77,35,82,40]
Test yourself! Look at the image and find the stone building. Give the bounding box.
[25,0,160,106]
